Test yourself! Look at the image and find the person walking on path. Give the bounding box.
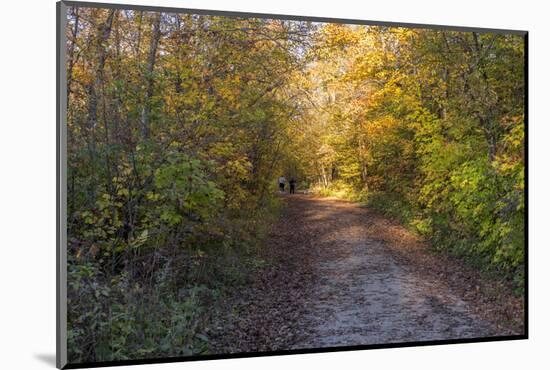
[278,176,287,193]
[289,178,296,194]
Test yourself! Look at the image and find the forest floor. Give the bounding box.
[209,194,524,353]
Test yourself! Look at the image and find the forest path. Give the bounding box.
[283,195,497,348]
[211,195,504,353]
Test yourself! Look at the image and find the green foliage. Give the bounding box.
[67,261,219,361]
[154,152,225,225]
[298,26,525,287]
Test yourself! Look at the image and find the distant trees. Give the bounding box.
[292,25,525,278]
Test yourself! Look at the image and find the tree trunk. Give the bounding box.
[86,10,116,151]
[141,13,162,139]
[85,9,116,202]
[66,7,79,107]
[471,32,498,162]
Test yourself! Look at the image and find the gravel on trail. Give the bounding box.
[209,194,524,354]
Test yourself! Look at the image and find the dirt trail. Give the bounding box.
[211,195,517,354]
[288,195,496,348]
